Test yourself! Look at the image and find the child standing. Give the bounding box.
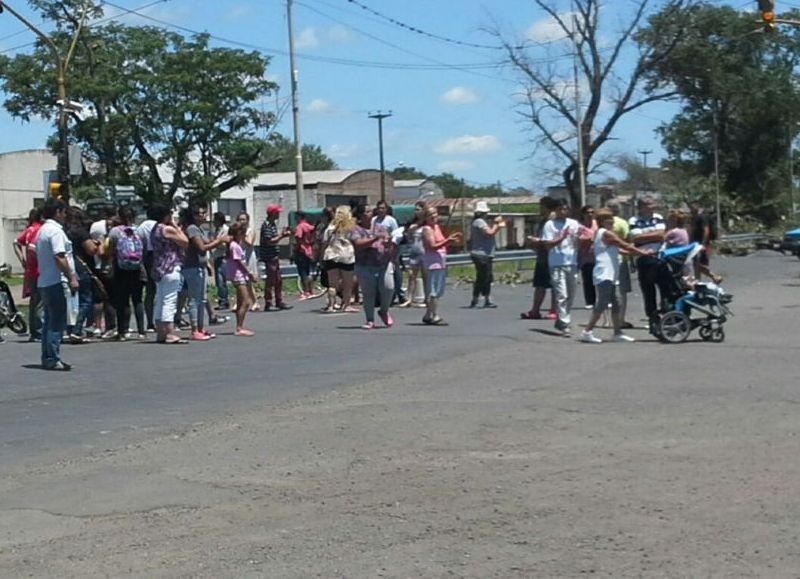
[226,223,256,336]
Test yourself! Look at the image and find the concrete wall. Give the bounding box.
[0,150,56,267]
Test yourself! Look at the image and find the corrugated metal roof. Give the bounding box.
[253,170,375,188]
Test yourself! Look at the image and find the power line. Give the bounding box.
[295,0,509,82]
[0,0,175,54]
[343,0,504,50]
[100,0,574,72]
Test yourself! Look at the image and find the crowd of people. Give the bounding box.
[9,193,719,370]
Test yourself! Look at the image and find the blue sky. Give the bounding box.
[0,0,731,192]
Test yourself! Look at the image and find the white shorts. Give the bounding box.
[154,266,183,323]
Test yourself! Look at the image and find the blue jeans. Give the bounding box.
[40,283,67,367]
[183,266,207,330]
[68,270,94,336]
[214,257,229,307]
[28,288,44,339]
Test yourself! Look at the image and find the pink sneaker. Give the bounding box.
[379,311,394,328]
[361,321,375,330]
[546,311,558,320]
[191,331,211,341]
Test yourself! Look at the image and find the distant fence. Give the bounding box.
[277,236,767,278]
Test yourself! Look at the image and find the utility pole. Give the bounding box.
[0,0,87,202]
[638,149,652,190]
[368,111,392,202]
[789,123,797,215]
[571,5,587,208]
[287,0,304,211]
[712,101,722,234]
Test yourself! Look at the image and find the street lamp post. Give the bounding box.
[369,111,392,202]
[0,1,87,201]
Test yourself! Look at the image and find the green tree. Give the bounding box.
[0,2,280,204]
[259,134,337,173]
[638,3,800,223]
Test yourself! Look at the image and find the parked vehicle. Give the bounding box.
[779,227,800,259]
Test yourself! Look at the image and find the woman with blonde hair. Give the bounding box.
[321,205,357,313]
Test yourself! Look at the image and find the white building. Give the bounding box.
[391,179,444,204]
[0,149,55,269]
[214,169,386,227]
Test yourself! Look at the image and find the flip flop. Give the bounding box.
[162,337,188,344]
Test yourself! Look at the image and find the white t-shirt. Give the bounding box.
[543,217,579,267]
[36,219,73,288]
[372,214,398,233]
[593,228,620,284]
[135,219,156,253]
[89,219,108,269]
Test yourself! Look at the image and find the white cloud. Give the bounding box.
[526,12,574,44]
[327,24,353,43]
[307,99,334,114]
[226,4,254,20]
[296,27,319,50]
[295,25,352,50]
[435,135,502,155]
[437,160,474,172]
[329,143,361,159]
[441,86,480,105]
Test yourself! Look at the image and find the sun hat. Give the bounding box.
[474,200,491,214]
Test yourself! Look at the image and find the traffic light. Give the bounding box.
[759,0,776,31]
[48,181,64,200]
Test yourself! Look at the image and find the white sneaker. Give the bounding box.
[612,333,635,343]
[581,330,602,343]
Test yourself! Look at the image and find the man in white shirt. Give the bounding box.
[541,199,580,336]
[36,199,78,371]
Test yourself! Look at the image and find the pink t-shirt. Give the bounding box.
[295,221,316,259]
[577,222,597,266]
[665,227,690,247]
[226,241,248,283]
[422,224,447,271]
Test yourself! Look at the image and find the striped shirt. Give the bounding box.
[258,220,281,261]
[629,213,665,252]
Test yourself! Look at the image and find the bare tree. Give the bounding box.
[500,0,693,206]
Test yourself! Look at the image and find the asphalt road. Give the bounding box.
[0,251,794,472]
[1,251,800,577]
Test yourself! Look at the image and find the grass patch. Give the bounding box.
[1,274,24,286]
[448,258,536,283]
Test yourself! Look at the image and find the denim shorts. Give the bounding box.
[425,268,447,298]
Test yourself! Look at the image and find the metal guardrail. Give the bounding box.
[717,233,769,243]
[278,249,535,277]
[278,236,768,277]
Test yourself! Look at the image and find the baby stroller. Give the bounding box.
[652,243,733,344]
[0,280,28,335]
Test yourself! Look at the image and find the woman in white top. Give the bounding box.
[581,209,654,344]
[236,212,259,311]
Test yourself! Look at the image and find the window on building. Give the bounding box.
[218,199,246,219]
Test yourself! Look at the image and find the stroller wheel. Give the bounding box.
[710,328,725,343]
[658,311,691,343]
[8,314,28,335]
[699,326,713,341]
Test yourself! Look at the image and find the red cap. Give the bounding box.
[266,204,282,216]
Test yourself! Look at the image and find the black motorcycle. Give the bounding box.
[0,280,28,335]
